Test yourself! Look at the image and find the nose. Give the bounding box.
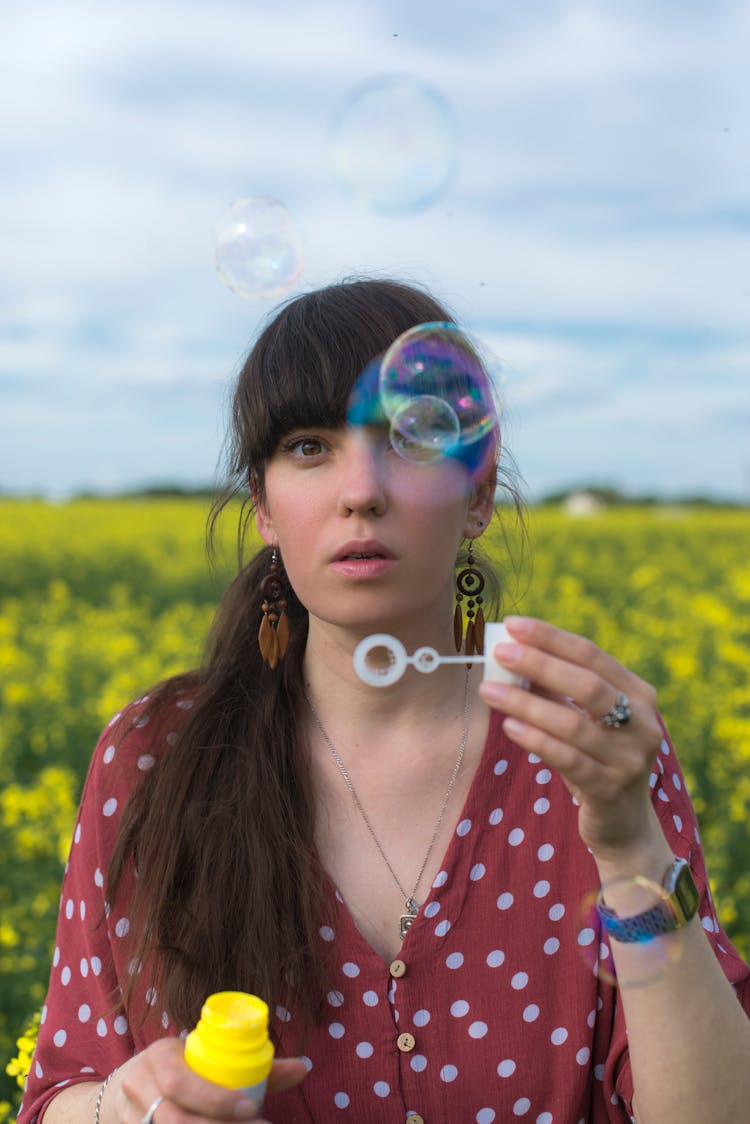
[337,429,388,517]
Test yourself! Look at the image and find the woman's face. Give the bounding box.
[255,423,494,638]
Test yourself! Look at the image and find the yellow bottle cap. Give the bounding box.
[184,991,275,1089]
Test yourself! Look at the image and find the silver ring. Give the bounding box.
[141,1095,165,1124]
[597,691,631,728]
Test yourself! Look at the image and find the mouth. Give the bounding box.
[332,541,396,563]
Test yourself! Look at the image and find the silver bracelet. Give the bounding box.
[94,1068,118,1124]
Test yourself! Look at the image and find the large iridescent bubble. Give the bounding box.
[379,321,499,475]
[214,197,304,300]
[331,75,459,213]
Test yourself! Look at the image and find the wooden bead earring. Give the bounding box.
[258,547,289,669]
[454,539,485,657]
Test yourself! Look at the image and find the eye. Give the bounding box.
[282,435,328,459]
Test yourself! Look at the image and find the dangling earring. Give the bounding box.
[454,539,485,658]
[258,547,289,669]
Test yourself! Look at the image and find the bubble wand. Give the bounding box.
[353,621,529,688]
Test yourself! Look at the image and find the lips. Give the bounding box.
[332,540,396,563]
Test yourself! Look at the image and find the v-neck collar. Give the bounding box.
[324,708,512,966]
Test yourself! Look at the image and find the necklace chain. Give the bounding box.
[307,669,471,940]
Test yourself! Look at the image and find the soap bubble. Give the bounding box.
[577,879,685,988]
[214,197,304,300]
[380,322,499,476]
[331,75,459,213]
[345,322,500,491]
[389,395,461,463]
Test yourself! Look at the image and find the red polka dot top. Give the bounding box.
[19,697,750,1124]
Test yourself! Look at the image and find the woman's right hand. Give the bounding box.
[111,1038,307,1123]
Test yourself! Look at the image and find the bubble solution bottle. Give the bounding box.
[184,991,275,1107]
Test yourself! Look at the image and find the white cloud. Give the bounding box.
[0,0,748,498]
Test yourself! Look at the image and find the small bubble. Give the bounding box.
[214,196,303,300]
[389,395,461,463]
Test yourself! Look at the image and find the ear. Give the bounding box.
[254,503,277,546]
[463,473,495,540]
[251,475,277,546]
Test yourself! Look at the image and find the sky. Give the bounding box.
[1,0,749,502]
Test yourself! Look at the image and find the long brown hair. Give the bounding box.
[107,277,520,1032]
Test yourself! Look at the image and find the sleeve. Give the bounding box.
[17,698,178,1124]
[604,721,750,1120]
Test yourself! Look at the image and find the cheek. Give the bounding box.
[272,503,326,572]
[262,473,325,540]
[398,469,471,535]
[391,459,471,509]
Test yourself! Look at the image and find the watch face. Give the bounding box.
[674,864,700,923]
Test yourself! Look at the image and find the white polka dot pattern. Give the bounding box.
[18,702,750,1124]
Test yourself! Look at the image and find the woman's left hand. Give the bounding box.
[478,615,663,863]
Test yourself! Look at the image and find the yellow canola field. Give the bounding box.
[1,499,749,1118]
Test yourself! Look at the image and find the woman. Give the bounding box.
[20,279,750,1123]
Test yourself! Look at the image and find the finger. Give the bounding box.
[491,640,619,720]
[266,1058,308,1095]
[503,616,644,694]
[480,681,615,765]
[499,713,648,802]
[125,1040,258,1121]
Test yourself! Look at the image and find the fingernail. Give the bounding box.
[495,643,521,665]
[504,615,530,634]
[234,1097,258,1118]
[481,682,509,702]
[503,717,526,738]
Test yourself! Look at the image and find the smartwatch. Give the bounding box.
[597,857,700,943]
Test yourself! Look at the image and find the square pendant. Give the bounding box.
[400,914,415,940]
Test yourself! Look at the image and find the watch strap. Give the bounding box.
[597,897,679,943]
[596,859,698,943]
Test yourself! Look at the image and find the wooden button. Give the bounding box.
[397,1032,416,1052]
[389,958,407,978]
[405,1115,424,1124]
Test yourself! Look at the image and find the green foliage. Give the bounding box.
[1,499,749,1119]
